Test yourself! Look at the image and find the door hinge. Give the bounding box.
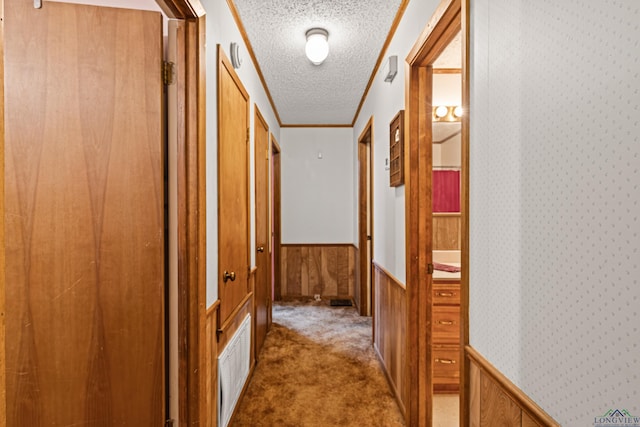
[247,127,250,143]
[163,61,175,86]
[165,419,175,427]
[427,263,434,275]
[266,149,269,160]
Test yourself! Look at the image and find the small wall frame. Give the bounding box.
[389,110,405,187]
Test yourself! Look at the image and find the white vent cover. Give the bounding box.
[218,314,251,427]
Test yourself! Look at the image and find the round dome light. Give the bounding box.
[305,28,329,65]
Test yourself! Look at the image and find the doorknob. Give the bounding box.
[257,246,264,253]
[223,271,236,282]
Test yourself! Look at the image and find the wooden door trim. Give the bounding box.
[253,104,270,358]
[404,0,469,425]
[154,1,207,425]
[270,136,282,302]
[357,117,374,317]
[0,0,6,420]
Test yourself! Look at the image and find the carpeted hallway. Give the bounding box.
[231,300,405,426]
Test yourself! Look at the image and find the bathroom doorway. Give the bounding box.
[404,0,469,424]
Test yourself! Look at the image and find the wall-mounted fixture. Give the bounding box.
[433,105,463,122]
[230,42,242,69]
[384,55,398,82]
[305,28,329,65]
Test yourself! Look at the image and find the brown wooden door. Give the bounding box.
[217,46,250,324]
[3,2,165,425]
[253,107,270,357]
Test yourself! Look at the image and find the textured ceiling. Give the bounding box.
[433,31,462,69]
[231,0,404,125]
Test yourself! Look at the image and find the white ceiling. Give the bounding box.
[231,0,404,126]
[433,31,462,69]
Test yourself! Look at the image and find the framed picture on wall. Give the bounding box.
[389,110,404,187]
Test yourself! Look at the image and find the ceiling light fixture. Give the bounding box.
[305,28,329,65]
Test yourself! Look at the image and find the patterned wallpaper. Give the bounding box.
[469,1,639,425]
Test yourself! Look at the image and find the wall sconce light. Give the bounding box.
[384,55,398,82]
[305,28,329,65]
[433,105,463,122]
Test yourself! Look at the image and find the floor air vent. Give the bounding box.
[330,299,353,306]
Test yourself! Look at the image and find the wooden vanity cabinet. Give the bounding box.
[432,280,461,393]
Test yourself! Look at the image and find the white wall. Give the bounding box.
[203,0,280,306]
[353,0,442,282]
[469,1,640,425]
[280,127,354,243]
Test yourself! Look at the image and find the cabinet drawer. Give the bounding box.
[433,345,460,384]
[433,306,460,343]
[433,283,460,305]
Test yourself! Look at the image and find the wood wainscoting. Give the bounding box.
[433,212,461,250]
[372,262,407,415]
[467,346,559,427]
[280,244,356,299]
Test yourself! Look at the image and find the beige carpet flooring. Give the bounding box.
[231,300,405,426]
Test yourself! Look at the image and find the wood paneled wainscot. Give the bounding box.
[372,262,406,415]
[281,244,356,299]
[468,346,560,427]
[433,213,461,250]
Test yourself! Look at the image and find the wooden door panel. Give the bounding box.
[254,107,269,357]
[4,2,164,425]
[218,47,250,323]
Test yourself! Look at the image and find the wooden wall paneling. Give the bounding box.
[349,247,357,300]
[336,246,350,296]
[469,361,480,427]
[433,213,461,250]
[284,246,301,296]
[522,412,542,427]
[467,346,560,427]
[480,373,521,426]
[306,246,319,296]
[372,262,407,415]
[321,246,339,296]
[280,244,356,299]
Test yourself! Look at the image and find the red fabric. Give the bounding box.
[433,262,461,273]
[433,170,460,212]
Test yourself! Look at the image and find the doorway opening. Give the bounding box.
[405,0,469,424]
[271,136,282,306]
[357,118,374,317]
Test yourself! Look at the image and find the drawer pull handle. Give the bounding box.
[436,292,454,297]
[438,320,454,325]
[435,358,456,364]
